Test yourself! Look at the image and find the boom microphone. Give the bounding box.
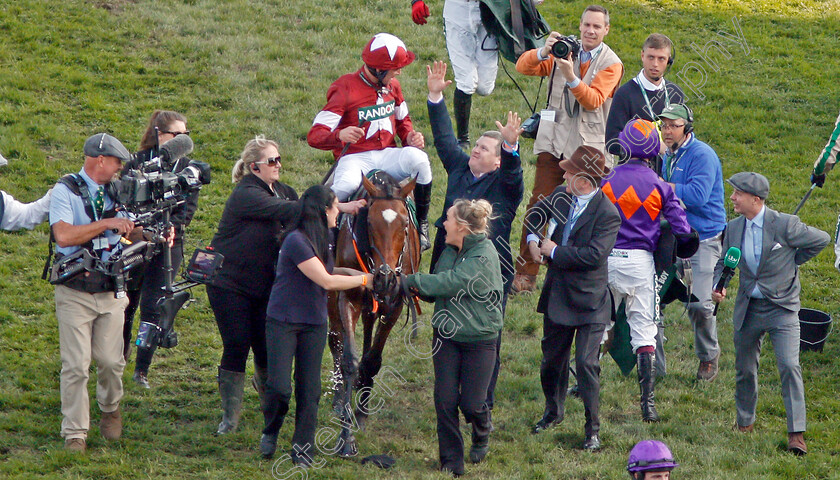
[158,134,194,167]
[713,246,741,315]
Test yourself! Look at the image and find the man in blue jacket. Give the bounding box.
[660,104,726,381]
[425,60,525,415]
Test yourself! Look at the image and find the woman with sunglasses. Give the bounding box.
[207,136,364,435]
[122,110,202,389]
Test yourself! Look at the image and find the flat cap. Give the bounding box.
[726,171,769,199]
[83,133,130,162]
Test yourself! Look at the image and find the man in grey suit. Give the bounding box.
[524,145,621,451]
[712,172,829,456]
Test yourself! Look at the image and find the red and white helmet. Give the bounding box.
[362,33,415,70]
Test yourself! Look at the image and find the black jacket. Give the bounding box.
[605,78,685,156]
[209,174,298,298]
[527,186,620,326]
[427,98,524,292]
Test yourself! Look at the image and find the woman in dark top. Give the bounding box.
[122,110,203,389]
[259,185,371,464]
[207,137,364,435]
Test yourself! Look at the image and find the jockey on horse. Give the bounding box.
[308,32,433,250]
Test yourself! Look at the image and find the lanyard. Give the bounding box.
[663,147,687,182]
[568,197,586,225]
[638,78,670,120]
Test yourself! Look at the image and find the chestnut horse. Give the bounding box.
[328,172,421,457]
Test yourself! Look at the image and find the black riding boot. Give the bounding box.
[414,182,432,251]
[637,351,659,422]
[453,89,472,150]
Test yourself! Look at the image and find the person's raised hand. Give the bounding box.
[496,111,524,147]
[426,61,452,102]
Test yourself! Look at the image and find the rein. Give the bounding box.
[347,191,421,324]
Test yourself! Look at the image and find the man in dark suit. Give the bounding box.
[524,145,621,450]
[712,172,829,456]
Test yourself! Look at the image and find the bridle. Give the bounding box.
[346,187,419,321]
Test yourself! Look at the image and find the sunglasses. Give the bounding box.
[162,130,190,136]
[253,156,281,167]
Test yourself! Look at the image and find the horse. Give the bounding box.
[328,172,421,457]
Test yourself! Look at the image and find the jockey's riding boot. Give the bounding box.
[454,89,472,151]
[414,182,432,251]
[217,367,245,435]
[637,351,659,422]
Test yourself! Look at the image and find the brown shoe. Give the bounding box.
[64,437,86,452]
[734,422,754,433]
[100,408,122,441]
[511,274,537,295]
[787,432,807,456]
[697,352,720,381]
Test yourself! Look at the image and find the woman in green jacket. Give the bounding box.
[402,199,504,477]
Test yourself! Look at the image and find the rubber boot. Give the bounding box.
[252,364,268,411]
[637,352,659,422]
[217,367,246,434]
[414,182,432,251]
[453,89,472,151]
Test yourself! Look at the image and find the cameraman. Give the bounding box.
[123,110,200,389]
[50,133,135,452]
[511,4,623,294]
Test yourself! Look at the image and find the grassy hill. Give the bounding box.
[1,0,839,478]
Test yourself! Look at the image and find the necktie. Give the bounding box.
[752,222,762,265]
[94,186,105,218]
[562,197,580,246]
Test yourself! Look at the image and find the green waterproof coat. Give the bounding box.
[403,233,504,343]
[480,0,550,63]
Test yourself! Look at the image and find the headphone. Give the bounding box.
[643,34,676,74]
[251,162,260,173]
[665,35,676,71]
[682,103,694,134]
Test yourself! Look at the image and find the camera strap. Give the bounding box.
[41,174,117,281]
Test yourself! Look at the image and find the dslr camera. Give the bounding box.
[550,35,582,60]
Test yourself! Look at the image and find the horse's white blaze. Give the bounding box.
[381,209,398,224]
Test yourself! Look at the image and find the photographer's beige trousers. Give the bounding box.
[55,285,127,440]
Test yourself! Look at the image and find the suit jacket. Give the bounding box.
[715,207,829,330]
[528,186,621,326]
[427,98,524,289]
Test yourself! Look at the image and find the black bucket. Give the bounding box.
[799,308,832,352]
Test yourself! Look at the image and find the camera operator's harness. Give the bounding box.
[41,173,153,295]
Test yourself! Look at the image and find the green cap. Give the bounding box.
[659,104,692,122]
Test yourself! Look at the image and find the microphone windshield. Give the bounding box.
[159,134,194,165]
[723,247,741,268]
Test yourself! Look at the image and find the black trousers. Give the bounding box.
[207,285,268,372]
[484,294,508,410]
[262,320,327,461]
[124,239,185,373]
[540,318,605,437]
[433,329,497,473]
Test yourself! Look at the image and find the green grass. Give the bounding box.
[1,0,840,478]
